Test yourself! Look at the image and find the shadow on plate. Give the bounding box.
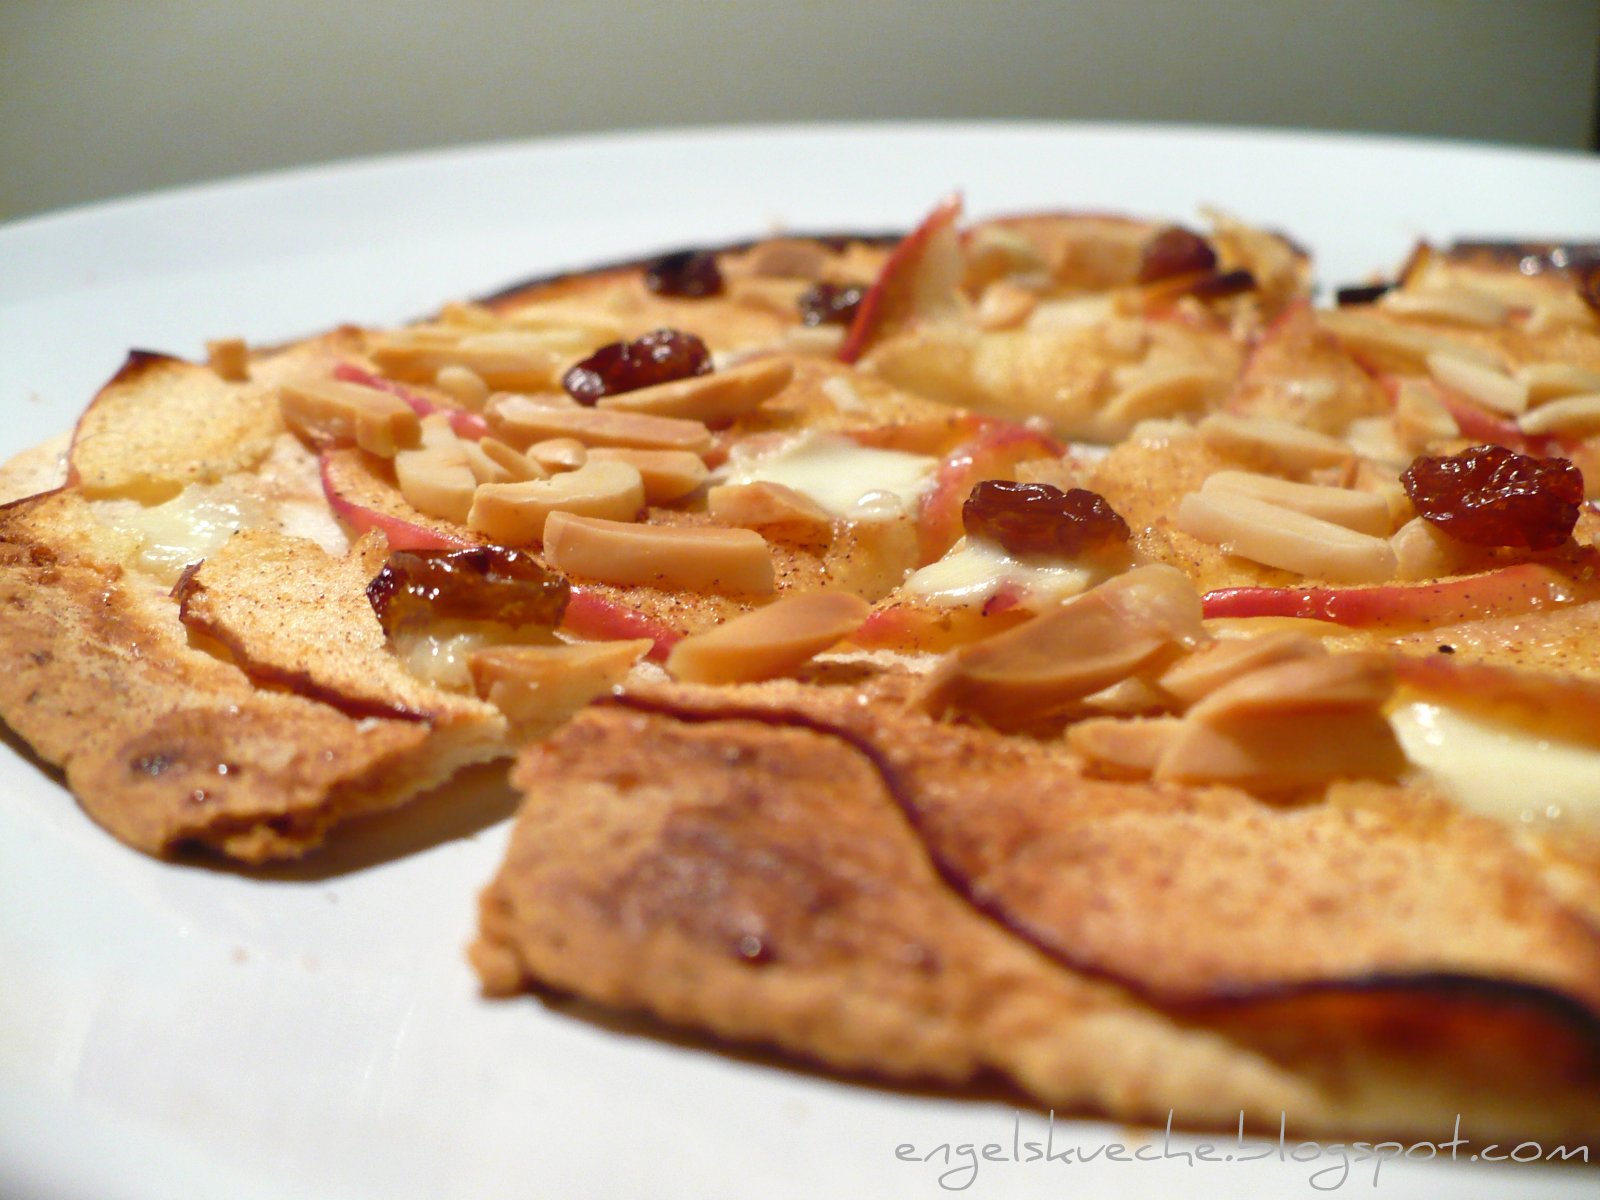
[176,758,521,883]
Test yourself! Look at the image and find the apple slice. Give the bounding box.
[561,587,683,662]
[334,363,491,441]
[913,420,1064,564]
[1201,563,1595,628]
[838,194,964,364]
[320,449,474,551]
[849,587,1032,654]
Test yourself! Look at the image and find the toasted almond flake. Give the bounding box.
[1196,412,1350,473]
[206,338,250,382]
[1516,392,1600,437]
[783,324,848,356]
[1176,489,1397,583]
[395,446,477,524]
[542,512,776,595]
[467,459,645,545]
[706,480,835,539]
[368,331,561,391]
[489,394,714,456]
[439,300,500,328]
[1379,286,1508,326]
[435,364,490,410]
[504,305,625,342]
[468,640,651,738]
[1317,308,1500,372]
[279,377,421,457]
[1516,362,1600,403]
[1390,515,1468,581]
[1153,708,1406,791]
[666,591,871,684]
[1201,470,1393,536]
[744,238,828,279]
[596,357,794,422]
[465,437,547,485]
[524,437,588,473]
[1157,629,1326,707]
[1067,716,1183,777]
[587,447,708,504]
[819,374,867,414]
[1393,378,1460,449]
[975,280,1038,331]
[1100,365,1220,430]
[1187,651,1394,720]
[1426,352,1527,416]
[914,565,1205,729]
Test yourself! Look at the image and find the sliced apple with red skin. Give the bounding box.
[561,587,682,662]
[849,590,1033,654]
[1373,372,1563,457]
[1228,301,1388,433]
[334,364,491,441]
[913,421,1065,564]
[838,194,964,364]
[1201,563,1597,628]
[320,448,474,551]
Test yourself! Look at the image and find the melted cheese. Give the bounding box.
[723,431,936,518]
[115,487,266,585]
[903,537,1098,608]
[1392,701,1600,833]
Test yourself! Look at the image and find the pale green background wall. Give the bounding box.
[3,0,1596,222]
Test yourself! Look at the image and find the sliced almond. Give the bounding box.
[1317,309,1500,372]
[543,512,776,595]
[1427,352,1527,416]
[1516,362,1600,403]
[1067,716,1183,778]
[596,358,795,423]
[434,364,490,410]
[783,324,848,357]
[1379,286,1508,326]
[1157,630,1326,708]
[1201,470,1393,536]
[465,437,547,486]
[706,480,835,540]
[745,238,828,279]
[1176,489,1397,583]
[1390,515,1468,581]
[395,447,477,524]
[525,437,588,474]
[468,459,645,545]
[914,565,1205,729]
[1153,708,1407,791]
[975,280,1039,331]
[279,377,421,457]
[368,330,561,391]
[665,591,870,684]
[438,300,501,328]
[1101,366,1220,429]
[504,305,625,342]
[1196,412,1351,473]
[206,337,250,382]
[1186,651,1394,721]
[1393,378,1460,449]
[587,447,708,504]
[468,639,651,738]
[489,394,714,456]
[1516,392,1600,437]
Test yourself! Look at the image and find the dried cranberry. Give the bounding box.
[1137,226,1217,283]
[562,328,713,404]
[366,546,569,637]
[1335,281,1395,306]
[644,250,723,298]
[1401,445,1583,551]
[797,281,867,327]
[962,480,1131,560]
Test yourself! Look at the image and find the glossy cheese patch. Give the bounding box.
[903,536,1097,608]
[1392,700,1600,833]
[114,487,266,585]
[724,431,936,518]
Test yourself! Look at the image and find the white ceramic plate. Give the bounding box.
[1,123,1597,1200]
